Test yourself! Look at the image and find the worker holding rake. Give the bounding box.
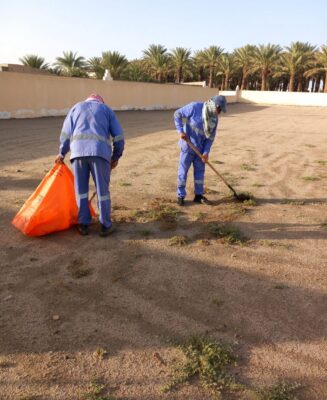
[174,95,227,205]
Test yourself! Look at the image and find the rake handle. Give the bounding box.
[185,139,238,197]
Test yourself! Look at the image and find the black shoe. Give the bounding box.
[193,194,210,204]
[99,224,116,237]
[177,197,185,206]
[77,224,89,236]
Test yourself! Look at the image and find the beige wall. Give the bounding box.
[2,72,326,120]
[0,72,227,119]
[238,90,327,107]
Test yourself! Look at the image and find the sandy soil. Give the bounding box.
[1,103,327,400]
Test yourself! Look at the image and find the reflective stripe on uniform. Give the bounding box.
[78,192,89,200]
[98,194,110,201]
[194,179,204,184]
[178,180,186,186]
[60,132,70,141]
[71,133,111,145]
[188,122,204,136]
[112,134,124,143]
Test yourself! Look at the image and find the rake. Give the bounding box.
[185,139,251,202]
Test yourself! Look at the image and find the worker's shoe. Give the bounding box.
[193,194,210,204]
[99,224,116,237]
[77,224,89,236]
[177,197,185,206]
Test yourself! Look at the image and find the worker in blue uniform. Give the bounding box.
[55,94,124,236]
[173,95,227,205]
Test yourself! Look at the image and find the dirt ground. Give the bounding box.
[1,103,327,400]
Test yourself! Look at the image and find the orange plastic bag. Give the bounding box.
[12,163,96,236]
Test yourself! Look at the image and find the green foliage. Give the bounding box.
[255,381,301,400]
[168,235,188,246]
[54,51,87,77]
[19,54,48,69]
[281,199,305,205]
[83,379,117,400]
[87,57,105,79]
[142,44,170,82]
[241,163,256,171]
[162,336,237,398]
[209,224,247,245]
[320,221,327,230]
[133,203,180,223]
[302,176,320,181]
[101,51,128,79]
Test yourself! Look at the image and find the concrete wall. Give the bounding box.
[1,72,326,119]
[0,72,225,119]
[238,90,327,107]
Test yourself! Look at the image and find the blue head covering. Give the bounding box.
[211,95,227,113]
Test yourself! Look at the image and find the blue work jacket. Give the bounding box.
[59,100,124,162]
[174,102,218,154]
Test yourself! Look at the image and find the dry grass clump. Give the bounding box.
[209,224,247,245]
[133,201,180,223]
[168,235,189,246]
[254,381,301,400]
[67,259,92,279]
[162,336,237,397]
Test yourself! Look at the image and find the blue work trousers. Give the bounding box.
[177,151,205,198]
[72,156,111,228]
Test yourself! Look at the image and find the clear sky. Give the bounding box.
[1,0,326,65]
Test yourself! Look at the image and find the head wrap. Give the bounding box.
[202,95,227,139]
[86,93,105,103]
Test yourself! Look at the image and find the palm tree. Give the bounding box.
[122,59,151,82]
[142,44,170,83]
[192,50,207,82]
[54,51,86,77]
[218,53,236,90]
[101,51,128,80]
[253,44,282,90]
[290,42,316,91]
[19,54,48,69]
[198,46,224,88]
[233,45,255,90]
[169,47,192,83]
[305,44,327,93]
[87,57,105,79]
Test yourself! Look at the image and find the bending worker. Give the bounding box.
[173,95,227,205]
[55,93,124,237]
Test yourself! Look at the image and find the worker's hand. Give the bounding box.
[111,160,118,169]
[180,133,187,141]
[55,154,64,164]
[202,153,209,163]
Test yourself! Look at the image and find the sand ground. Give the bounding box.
[0,103,327,399]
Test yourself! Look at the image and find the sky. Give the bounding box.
[0,0,326,65]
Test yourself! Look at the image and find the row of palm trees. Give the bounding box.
[19,42,327,92]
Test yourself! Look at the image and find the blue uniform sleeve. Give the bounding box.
[174,103,194,133]
[202,120,218,155]
[59,108,74,157]
[109,109,125,161]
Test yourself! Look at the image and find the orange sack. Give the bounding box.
[12,163,96,236]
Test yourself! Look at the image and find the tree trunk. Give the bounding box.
[324,72,327,93]
[176,68,181,83]
[261,71,266,91]
[241,75,245,90]
[297,73,303,92]
[289,74,295,92]
[209,66,213,88]
[224,73,229,90]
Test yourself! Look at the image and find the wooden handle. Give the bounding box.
[185,139,238,196]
